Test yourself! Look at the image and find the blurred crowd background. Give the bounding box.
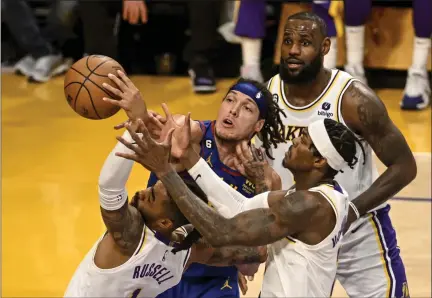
[1,0,431,110]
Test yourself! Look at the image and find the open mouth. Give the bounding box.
[222,118,234,127]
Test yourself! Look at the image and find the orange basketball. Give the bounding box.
[64,55,125,120]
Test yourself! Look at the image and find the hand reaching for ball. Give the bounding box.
[101,70,166,139]
[115,119,175,175]
[102,70,148,123]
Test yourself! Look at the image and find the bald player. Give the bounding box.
[255,12,416,298]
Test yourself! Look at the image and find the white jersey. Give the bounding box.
[258,70,380,210]
[64,225,191,298]
[261,183,349,297]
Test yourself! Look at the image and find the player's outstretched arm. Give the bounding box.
[341,81,417,219]
[159,168,321,247]
[187,238,267,267]
[98,123,144,255]
[115,120,322,247]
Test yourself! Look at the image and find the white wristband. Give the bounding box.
[349,201,360,220]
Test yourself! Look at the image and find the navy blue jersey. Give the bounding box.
[147,120,256,278]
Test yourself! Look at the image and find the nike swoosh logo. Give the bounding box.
[194,174,202,181]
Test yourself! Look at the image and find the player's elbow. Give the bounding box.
[257,246,268,263]
[98,174,113,191]
[395,154,417,185]
[402,156,417,184]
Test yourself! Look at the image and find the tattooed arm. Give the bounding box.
[114,121,329,247]
[342,81,417,217]
[159,168,323,247]
[98,127,144,255]
[100,203,144,254]
[187,237,268,267]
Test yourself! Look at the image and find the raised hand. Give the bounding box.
[115,119,174,175]
[114,109,166,130]
[172,114,193,160]
[102,70,148,124]
[157,103,182,141]
[234,141,279,192]
[157,103,194,160]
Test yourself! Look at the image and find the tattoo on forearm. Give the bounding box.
[159,170,281,246]
[255,180,269,194]
[209,246,265,265]
[100,203,143,253]
[244,162,269,194]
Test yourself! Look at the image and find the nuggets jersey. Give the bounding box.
[259,70,380,209]
[147,120,257,279]
[261,183,349,297]
[64,225,191,298]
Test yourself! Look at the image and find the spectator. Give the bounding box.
[235,0,266,82]
[184,0,223,94]
[318,0,431,110]
[2,0,76,83]
[78,0,147,59]
[313,1,339,70]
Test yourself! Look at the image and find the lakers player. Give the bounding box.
[102,74,285,298]
[256,12,417,297]
[64,120,267,298]
[115,117,361,297]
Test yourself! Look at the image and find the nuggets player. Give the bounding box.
[103,75,285,297]
[64,120,267,298]
[147,79,285,298]
[255,12,417,297]
[116,117,361,297]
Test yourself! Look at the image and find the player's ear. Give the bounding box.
[254,119,265,133]
[313,155,327,170]
[321,37,331,56]
[156,218,174,231]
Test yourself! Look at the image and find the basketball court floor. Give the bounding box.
[1,74,431,297]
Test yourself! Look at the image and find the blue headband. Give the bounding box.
[230,82,268,119]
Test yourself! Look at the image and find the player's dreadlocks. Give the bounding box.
[230,78,286,160]
[310,118,366,179]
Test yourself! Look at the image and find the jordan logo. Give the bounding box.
[220,278,232,290]
[206,153,213,168]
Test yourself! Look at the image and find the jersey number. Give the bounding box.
[131,288,142,298]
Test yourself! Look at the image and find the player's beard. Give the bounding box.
[279,54,323,84]
[215,128,242,143]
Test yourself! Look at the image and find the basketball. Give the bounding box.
[64,55,125,119]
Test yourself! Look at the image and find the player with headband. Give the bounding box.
[102,75,285,298]
[114,117,366,297]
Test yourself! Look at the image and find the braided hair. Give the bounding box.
[310,118,366,178]
[229,78,286,160]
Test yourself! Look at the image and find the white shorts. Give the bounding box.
[336,204,410,298]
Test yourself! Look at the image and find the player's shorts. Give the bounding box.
[157,275,240,298]
[336,204,410,297]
